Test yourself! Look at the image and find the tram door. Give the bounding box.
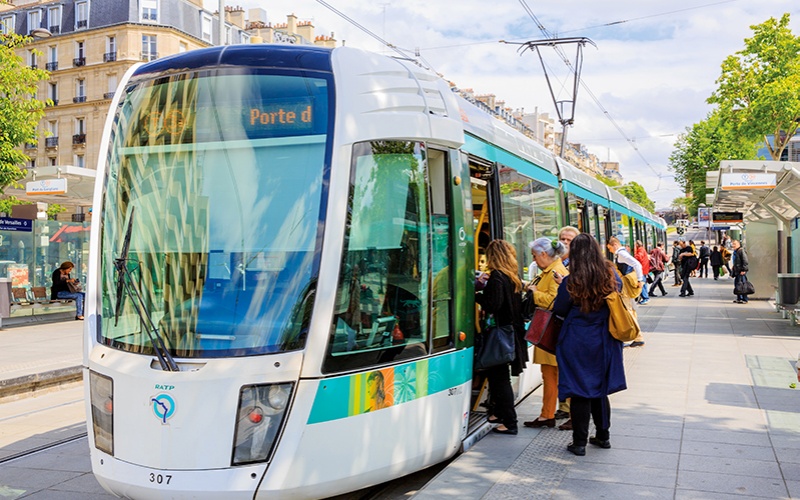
[466,155,500,429]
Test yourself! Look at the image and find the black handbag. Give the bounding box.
[474,324,516,370]
[734,279,755,295]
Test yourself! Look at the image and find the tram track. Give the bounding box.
[0,431,88,465]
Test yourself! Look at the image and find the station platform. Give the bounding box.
[1,278,799,499]
[418,277,800,499]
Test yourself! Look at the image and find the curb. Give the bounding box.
[0,366,84,400]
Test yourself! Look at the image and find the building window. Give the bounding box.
[28,159,36,169]
[105,74,117,99]
[241,33,250,44]
[49,157,57,166]
[141,35,157,61]
[48,82,58,105]
[1,15,15,35]
[74,79,86,103]
[179,42,188,53]
[201,13,212,43]
[225,26,231,45]
[141,0,158,21]
[75,117,85,135]
[46,45,57,71]
[75,1,88,29]
[28,10,41,34]
[46,120,59,149]
[74,41,85,67]
[105,36,117,62]
[28,49,38,68]
[48,6,61,33]
[75,155,85,168]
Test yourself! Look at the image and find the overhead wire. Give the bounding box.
[516,0,668,189]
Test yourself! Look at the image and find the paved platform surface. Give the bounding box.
[417,277,800,499]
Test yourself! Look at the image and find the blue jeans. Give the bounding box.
[639,281,649,302]
[57,291,85,316]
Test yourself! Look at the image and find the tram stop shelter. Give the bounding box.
[706,160,800,304]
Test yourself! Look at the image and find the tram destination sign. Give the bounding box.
[0,217,33,232]
[712,211,744,224]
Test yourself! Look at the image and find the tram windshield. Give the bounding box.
[99,69,332,357]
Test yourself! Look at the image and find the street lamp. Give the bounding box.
[30,28,52,39]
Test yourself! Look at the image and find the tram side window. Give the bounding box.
[567,194,582,232]
[610,210,628,248]
[498,167,536,278]
[325,141,430,373]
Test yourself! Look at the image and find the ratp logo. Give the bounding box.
[741,174,758,181]
[151,393,176,424]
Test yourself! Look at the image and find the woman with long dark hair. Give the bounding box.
[552,234,626,456]
[475,239,527,434]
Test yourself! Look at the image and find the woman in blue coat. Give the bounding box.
[552,234,627,456]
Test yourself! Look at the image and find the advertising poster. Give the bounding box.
[698,207,711,228]
[8,264,30,287]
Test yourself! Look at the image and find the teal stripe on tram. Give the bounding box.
[462,135,559,187]
[562,181,609,207]
[307,349,473,424]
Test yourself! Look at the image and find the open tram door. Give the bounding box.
[466,154,502,432]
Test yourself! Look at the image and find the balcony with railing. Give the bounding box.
[24,142,37,150]
[72,134,86,145]
[45,137,59,148]
[103,91,115,99]
[103,51,117,62]
[46,99,59,107]
[77,20,87,29]
[30,64,37,69]
[73,57,85,67]
[45,61,58,71]
[73,95,86,104]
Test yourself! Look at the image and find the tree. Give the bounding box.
[708,14,800,160]
[668,110,756,213]
[671,197,691,217]
[0,32,50,193]
[615,181,655,212]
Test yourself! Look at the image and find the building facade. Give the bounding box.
[2,1,335,216]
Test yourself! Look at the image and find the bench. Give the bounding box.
[8,287,75,318]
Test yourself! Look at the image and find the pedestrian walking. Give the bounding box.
[678,241,697,297]
[648,242,669,296]
[552,234,627,456]
[732,239,750,304]
[698,241,710,278]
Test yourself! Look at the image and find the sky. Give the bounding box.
[209,0,800,209]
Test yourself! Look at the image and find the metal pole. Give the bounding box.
[218,0,225,46]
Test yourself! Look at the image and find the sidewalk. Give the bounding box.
[0,319,84,400]
[417,277,800,499]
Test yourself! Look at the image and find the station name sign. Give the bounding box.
[712,211,744,224]
[0,217,33,232]
[26,178,67,195]
[720,173,776,190]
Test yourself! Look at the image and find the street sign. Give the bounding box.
[720,173,776,190]
[26,178,67,195]
[0,217,33,232]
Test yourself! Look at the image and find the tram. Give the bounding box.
[84,44,666,499]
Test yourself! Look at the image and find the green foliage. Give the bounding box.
[668,110,757,214]
[597,175,620,187]
[0,33,50,194]
[46,203,66,219]
[708,14,800,160]
[671,197,692,216]
[0,195,28,215]
[615,182,655,212]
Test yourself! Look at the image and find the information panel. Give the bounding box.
[712,211,743,224]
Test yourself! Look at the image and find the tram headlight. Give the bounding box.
[232,383,293,466]
[89,371,114,455]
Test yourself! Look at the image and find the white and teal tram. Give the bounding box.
[84,44,666,499]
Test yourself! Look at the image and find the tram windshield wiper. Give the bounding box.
[113,207,179,372]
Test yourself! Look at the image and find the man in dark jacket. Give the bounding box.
[698,241,710,278]
[678,241,697,297]
[732,239,750,303]
[671,241,683,287]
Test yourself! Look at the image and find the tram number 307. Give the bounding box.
[148,473,172,485]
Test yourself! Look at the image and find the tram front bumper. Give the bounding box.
[92,450,266,500]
